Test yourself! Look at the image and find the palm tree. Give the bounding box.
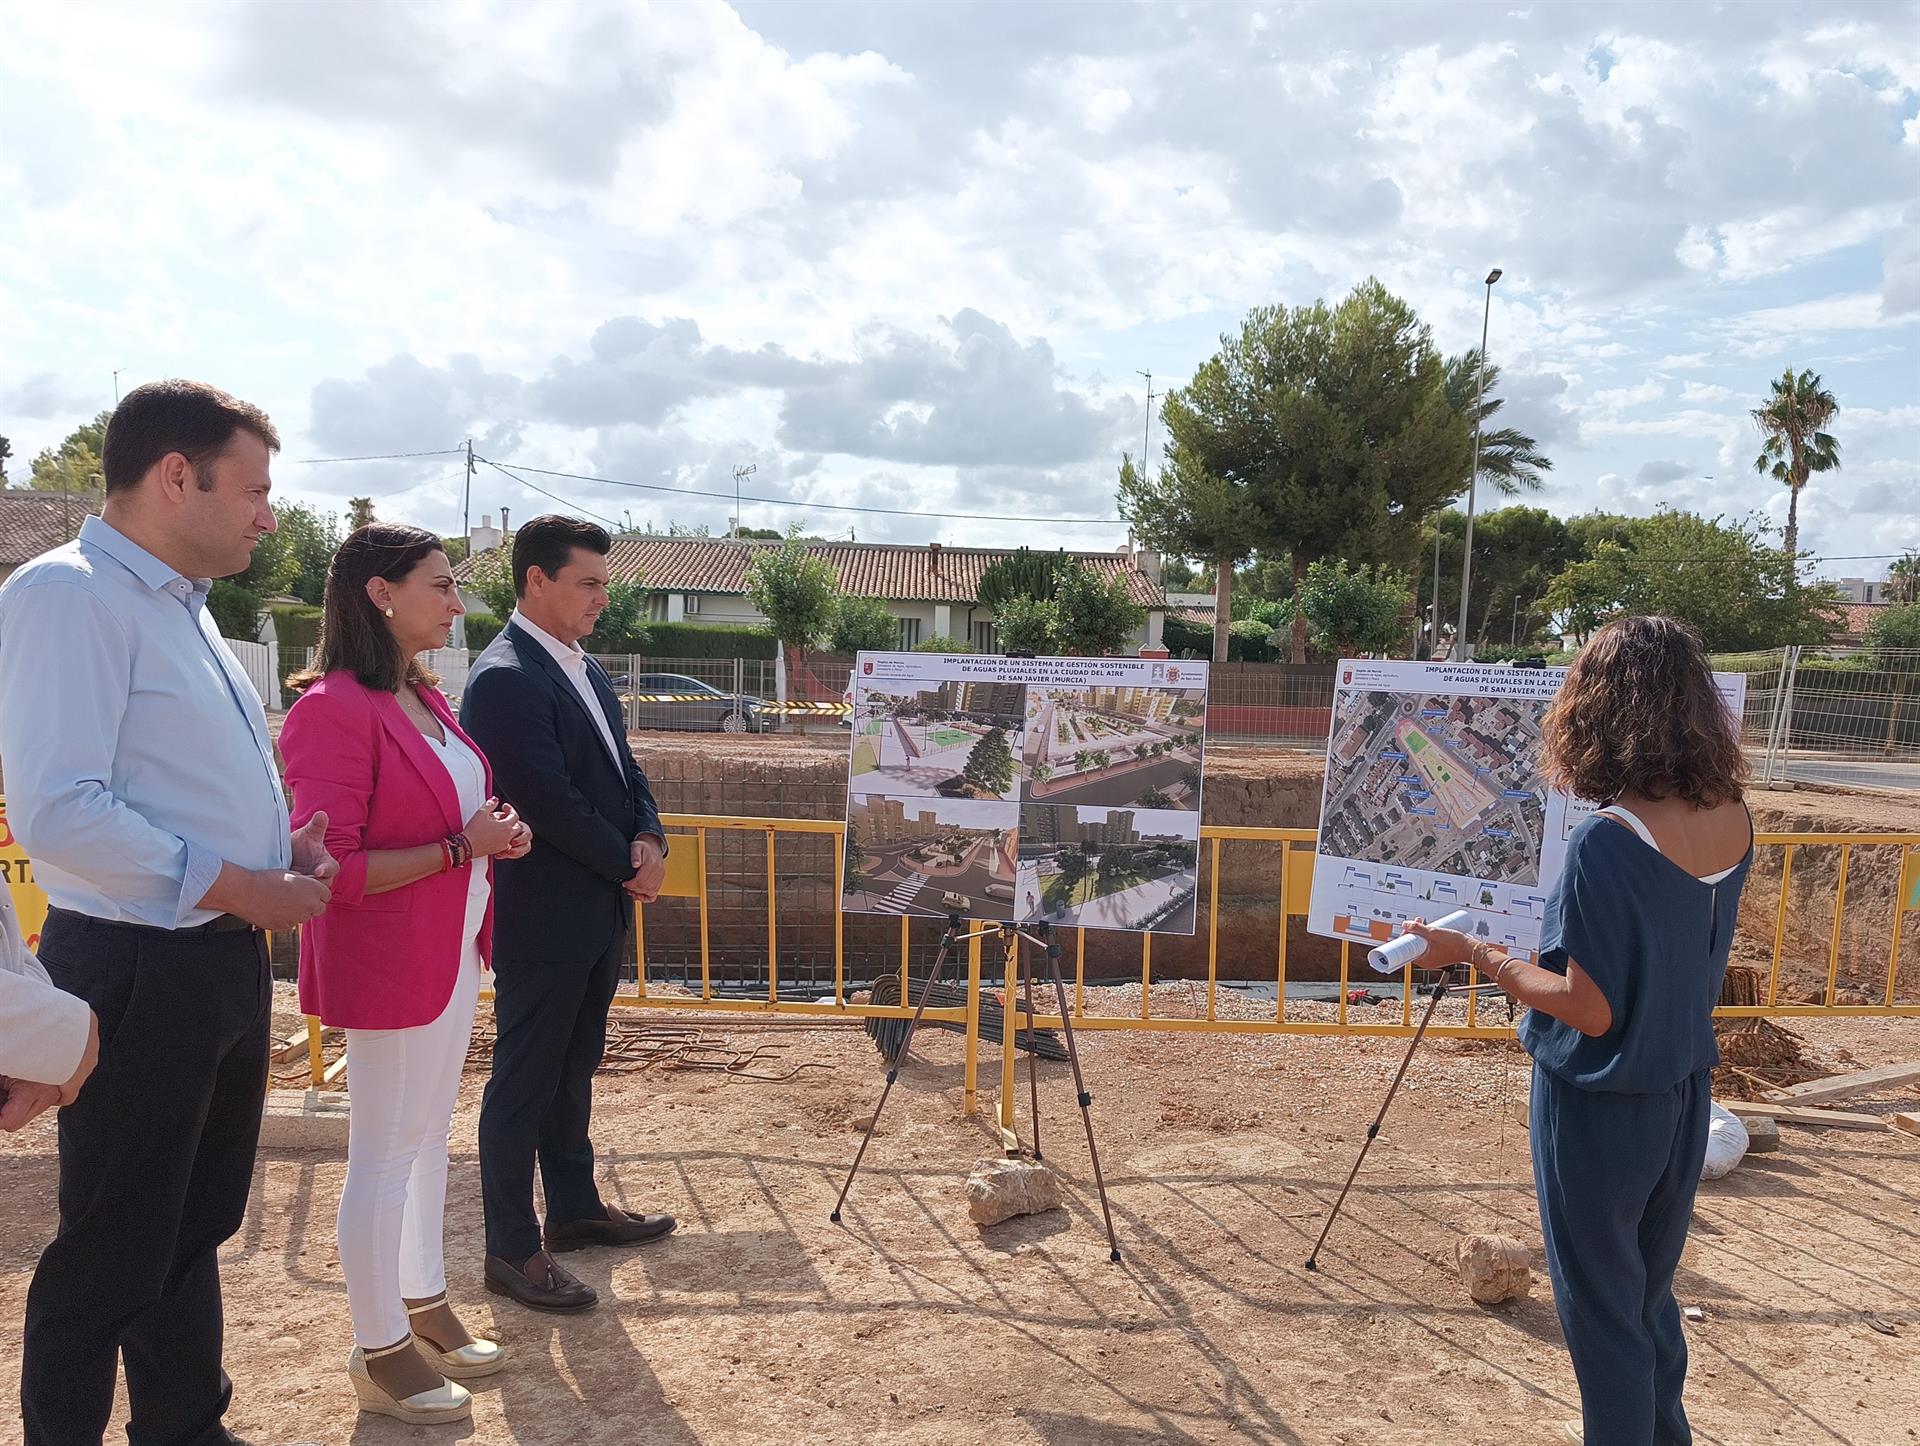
[1444,350,1554,496]
[1751,368,1841,572]
[1887,551,1920,606]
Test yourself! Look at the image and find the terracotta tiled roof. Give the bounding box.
[460,536,1166,608]
[0,490,99,566]
[1171,605,1215,626]
[1839,602,1891,637]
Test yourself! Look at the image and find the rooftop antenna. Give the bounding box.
[732,464,757,538]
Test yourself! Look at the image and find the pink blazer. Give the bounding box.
[280,670,494,1030]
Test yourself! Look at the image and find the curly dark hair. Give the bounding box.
[1541,615,1747,807]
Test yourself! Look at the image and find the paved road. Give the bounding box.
[1067,872,1195,930]
[851,839,1013,920]
[1776,759,1920,793]
[1028,753,1202,810]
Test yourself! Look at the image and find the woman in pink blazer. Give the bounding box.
[280,523,531,1425]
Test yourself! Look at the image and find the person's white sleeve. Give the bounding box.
[0,965,89,1086]
[0,891,89,1084]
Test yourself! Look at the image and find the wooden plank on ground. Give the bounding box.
[1761,1061,1920,1106]
[1894,1112,1920,1139]
[1717,1101,1888,1131]
[272,1023,342,1065]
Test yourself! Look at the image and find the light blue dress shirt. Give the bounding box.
[0,515,290,928]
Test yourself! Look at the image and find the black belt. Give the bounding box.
[47,906,262,937]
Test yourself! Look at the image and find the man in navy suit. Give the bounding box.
[460,515,675,1313]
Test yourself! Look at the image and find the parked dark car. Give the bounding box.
[620,672,773,734]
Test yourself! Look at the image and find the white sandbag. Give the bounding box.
[1700,1102,1749,1180]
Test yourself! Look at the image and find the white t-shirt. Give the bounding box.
[423,725,492,948]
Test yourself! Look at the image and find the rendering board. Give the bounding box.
[1308,660,1746,959]
[844,653,1209,934]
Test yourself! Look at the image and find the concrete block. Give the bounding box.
[258,1089,349,1151]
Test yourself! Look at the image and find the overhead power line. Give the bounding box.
[479,458,622,528]
[474,454,1128,527]
[287,446,465,465]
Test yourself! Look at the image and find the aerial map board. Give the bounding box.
[1308,660,1746,959]
[844,652,1209,935]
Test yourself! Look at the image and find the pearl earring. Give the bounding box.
[384,606,395,618]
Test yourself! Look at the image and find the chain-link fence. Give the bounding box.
[1728,646,1920,793]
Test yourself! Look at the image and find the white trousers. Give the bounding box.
[338,943,482,1347]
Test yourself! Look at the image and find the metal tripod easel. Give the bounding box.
[830,915,1122,1263]
[1304,965,1510,1272]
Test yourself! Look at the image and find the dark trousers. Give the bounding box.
[1532,1063,1712,1446]
[22,910,271,1446]
[478,931,622,1261]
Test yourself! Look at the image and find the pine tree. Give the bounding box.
[963,727,1016,795]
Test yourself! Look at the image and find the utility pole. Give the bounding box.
[732,463,756,538]
[112,369,123,406]
[1137,370,1154,474]
[461,438,474,545]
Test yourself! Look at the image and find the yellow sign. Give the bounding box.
[1904,847,1920,914]
[0,796,50,950]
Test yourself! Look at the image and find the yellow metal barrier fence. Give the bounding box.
[614,815,1920,1118]
[4,798,1915,1112]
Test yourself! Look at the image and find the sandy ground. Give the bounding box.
[4,992,1919,1446]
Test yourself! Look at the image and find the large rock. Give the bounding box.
[965,1158,1064,1227]
[1455,1233,1532,1304]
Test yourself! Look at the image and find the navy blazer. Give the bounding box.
[459,620,665,968]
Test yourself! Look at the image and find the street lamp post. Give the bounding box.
[1428,511,1444,658]
[1455,267,1502,662]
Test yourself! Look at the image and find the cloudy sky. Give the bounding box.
[3,1,1916,579]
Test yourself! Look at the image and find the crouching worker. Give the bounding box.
[1411,615,1753,1446]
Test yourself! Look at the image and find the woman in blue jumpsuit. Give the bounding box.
[1413,615,1753,1446]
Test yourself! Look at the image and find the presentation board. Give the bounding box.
[843,652,1209,935]
[1307,660,1746,959]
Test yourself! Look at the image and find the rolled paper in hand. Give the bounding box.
[1367,909,1474,974]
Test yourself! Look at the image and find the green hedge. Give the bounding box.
[1472,643,1554,666]
[269,603,323,649]
[637,622,777,659]
[1164,615,1214,659]
[464,613,505,650]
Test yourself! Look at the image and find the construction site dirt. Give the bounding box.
[4,991,1917,1445]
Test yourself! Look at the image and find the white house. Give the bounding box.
[457,534,1170,655]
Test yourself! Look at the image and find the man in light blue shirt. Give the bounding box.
[2,514,296,927]
[0,379,335,1446]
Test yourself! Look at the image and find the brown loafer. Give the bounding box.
[483,1250,597,1313]
[544,1204,677,1253]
